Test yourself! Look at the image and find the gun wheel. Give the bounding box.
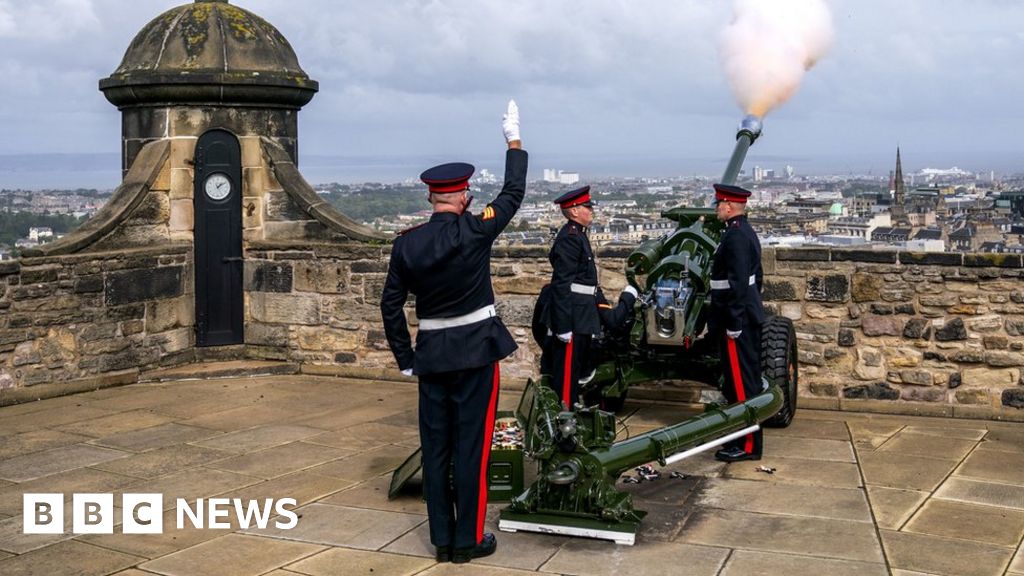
[761,315,798,428]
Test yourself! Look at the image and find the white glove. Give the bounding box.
[502,99,520,142]
[401,368,413,377]
[557,332,572,343]
[726,329,742,339]
[622,285,638,299]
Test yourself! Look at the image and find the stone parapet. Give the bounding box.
[2,242,1022,420]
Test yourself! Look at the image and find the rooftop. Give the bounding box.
[0,364,1021,575]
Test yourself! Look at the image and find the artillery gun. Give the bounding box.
[390,115,799,545]
[582,115,797,430]
[495,115,799,543]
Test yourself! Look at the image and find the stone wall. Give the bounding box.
[3,239,1022,421]
[0,245,194,403]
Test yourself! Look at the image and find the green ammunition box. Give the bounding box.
[487,411,524,502]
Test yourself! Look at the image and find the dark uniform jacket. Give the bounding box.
[380,149,528,375]
[531,284,636,347]
[709,214,765,333]
[546,221,601,336]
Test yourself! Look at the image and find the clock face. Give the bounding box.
[204,173,232,200]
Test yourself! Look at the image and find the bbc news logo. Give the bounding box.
[23,494,298,534]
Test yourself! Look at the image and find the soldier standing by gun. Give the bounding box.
[708,183,767,462]
[544,186,601,409]
[380,101,527,564]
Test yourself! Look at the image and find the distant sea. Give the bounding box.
[2,151,1021,190]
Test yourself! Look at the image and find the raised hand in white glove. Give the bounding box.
[726,329,742,339]
[557,332,572,343]
[622,285,639,299]
[401,368,413,377]
[502,99,520,143]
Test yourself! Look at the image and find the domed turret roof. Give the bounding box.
[100,0,318,109]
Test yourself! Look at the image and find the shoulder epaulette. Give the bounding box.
[480,205,496,221]
[398,222,427,235]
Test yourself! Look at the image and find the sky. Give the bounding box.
[1,0,1024,187]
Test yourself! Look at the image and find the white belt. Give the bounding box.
[418,305,497,331]
[570,283,597,296]
[710,275,756,290]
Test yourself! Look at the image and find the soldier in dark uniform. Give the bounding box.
[543,186,601,408]
[708,183,767,462]
[380,101,527,564]
[532,283,638,379]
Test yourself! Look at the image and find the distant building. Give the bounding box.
[29,227,53,241]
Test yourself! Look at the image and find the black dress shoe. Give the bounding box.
[714,446,761,462]
[435,545,452,562]
[452,532,497,564]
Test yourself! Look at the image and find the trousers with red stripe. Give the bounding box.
[548,334,592,409]
[719,325,763,456]
[417,363,500,550]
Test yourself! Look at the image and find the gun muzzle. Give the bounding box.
[720,114,763,186]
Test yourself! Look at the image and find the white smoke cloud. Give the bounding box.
[719,0,834,117]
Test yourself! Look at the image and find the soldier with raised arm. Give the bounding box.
[380,101,527,564]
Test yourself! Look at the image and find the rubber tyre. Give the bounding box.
[761,315,798,428]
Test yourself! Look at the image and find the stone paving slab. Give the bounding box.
[0,429,94,460]
[763,436,855,462]
[59,410,177,439]
[80,514,240,560]
[847,421,905,451]
[541,538,729,576]
[305,422,419,452]
[219,470,356,508]
[865,486,929,530]
[955,449,1024,486]
[720,549,889,576]
[0,467,138,517]
[307,444,413,483]
[0,513,76,554]
[763,418,851,441]
[284,547,434,576]
[1011,546,1024,573]
[92,444,235,479]
[722,455,863,488]
[321,475,426,515]
[194,425,327,453]
[678,508,885,563]
[139,533,324,576]
[206,442,353,480]
[934,477,1024,510]
[980,427,1024,454]
[0,540,144,576]
[0,444,129,482]
[178,405,307,432]
[902,425,987,440]
[90,423,221,453]
[0,404,119,436]
[416,562,541,575]
[384,515,562,571]
[293,402,413,432]
[876,431,979,461]
[881,529,1015,576]
[694,478,872,522]
[243,503,424,550]
[122,468,262,511]
[903,499,1024,547]
[858,452,959,491]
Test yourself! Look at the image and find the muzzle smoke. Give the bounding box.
[719,0,834,117]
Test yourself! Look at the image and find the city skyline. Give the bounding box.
[2,0,1024,188]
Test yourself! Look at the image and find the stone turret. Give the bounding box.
[100,0,317,173]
